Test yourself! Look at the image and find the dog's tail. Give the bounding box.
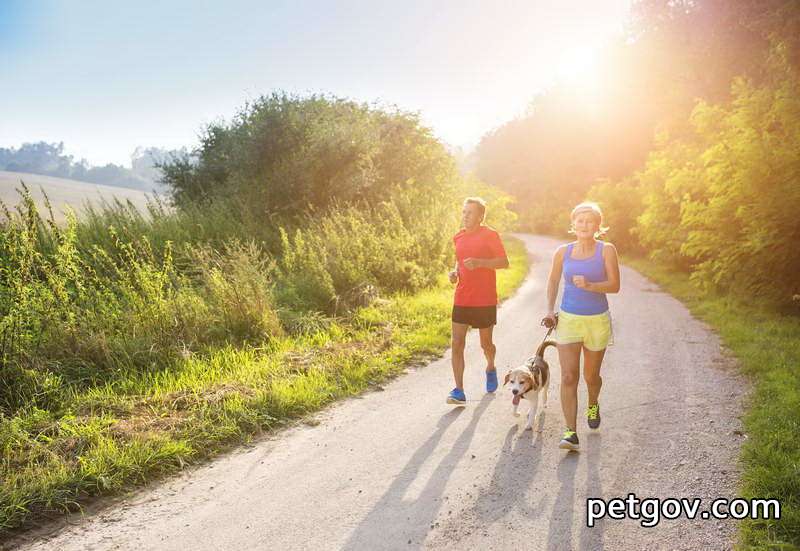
[536,339,556,358]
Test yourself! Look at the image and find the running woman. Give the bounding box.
[543,202,620,450]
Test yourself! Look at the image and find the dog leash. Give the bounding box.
[540,312,558,341]
[519,314,559,395]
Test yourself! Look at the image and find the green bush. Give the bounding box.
[634,47,800,304]
[187,241,283,344]
[160,93,459,223]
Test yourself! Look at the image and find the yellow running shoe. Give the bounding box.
[559,429,580,451]
[586,404,601,429]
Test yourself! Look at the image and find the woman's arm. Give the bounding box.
[581,243,621,294]
[546,246,565,314]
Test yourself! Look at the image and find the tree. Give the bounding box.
[160,93,460,221]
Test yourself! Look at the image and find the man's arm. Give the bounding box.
[463,257,509,270]
[463,229,509,271]
[448,261,459,284]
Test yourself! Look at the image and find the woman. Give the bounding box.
[543,202,620,451]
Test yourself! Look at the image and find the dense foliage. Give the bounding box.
[161,94,456,218]
[628,51,800,301]
[474,0,800,306]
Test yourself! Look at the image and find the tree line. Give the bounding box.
[0,142,180,193]
[473,0,800,307]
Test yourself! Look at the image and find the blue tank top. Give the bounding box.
[561,241,609,315]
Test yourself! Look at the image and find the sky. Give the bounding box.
[1,0,631,167]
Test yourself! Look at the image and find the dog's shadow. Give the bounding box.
[465,411,549,527]
[341,397,491,550]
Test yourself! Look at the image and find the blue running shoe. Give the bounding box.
[446,388,466,405]
[486,370,498,393]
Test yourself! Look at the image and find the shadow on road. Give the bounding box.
[342,396,492,550]
[546,432,606,550]
[546,449,579,549]
[580,432,605,551]
[469,411,549,525]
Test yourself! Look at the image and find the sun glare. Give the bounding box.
[557,46,599,80]
[550,44,608,113]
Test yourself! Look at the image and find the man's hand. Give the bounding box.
[463,258,483,270]
[448,269,459,284]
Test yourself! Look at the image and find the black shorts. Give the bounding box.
[451,305,497,329]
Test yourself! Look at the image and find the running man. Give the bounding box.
[447,197,509,405]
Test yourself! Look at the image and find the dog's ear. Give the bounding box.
[503,371,511,386]
[523,372,535,391]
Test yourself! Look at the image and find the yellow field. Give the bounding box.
[0,170,158,222]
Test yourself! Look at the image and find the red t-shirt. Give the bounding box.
[453,226,507,307]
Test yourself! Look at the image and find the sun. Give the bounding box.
[550,44,608,114]
[557,46,599,81]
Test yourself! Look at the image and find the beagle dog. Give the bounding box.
[504,340,554,430]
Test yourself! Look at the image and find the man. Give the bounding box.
[447,197,509,405]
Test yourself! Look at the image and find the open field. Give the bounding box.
[0,171,159,222]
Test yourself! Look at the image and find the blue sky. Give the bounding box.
[1,1,631,167]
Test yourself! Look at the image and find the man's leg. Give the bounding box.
[558,343,582,431]
[478,325,496,373]
[451,322,469,389]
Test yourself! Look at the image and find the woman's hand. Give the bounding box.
[542,311,557,329]
[572,275,589,289]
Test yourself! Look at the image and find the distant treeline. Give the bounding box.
[0,142,182,193]
[474,0,800,306]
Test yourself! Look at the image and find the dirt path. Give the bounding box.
[11,235,746,551]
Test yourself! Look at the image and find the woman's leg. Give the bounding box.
[558,343,582,430]
[583,347,606,406]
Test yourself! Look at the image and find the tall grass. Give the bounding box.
[0,184,522,536]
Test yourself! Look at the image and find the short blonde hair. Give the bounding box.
[464,197,487,222]
[570,201,609,238]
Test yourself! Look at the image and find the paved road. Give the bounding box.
[13,235,745,551]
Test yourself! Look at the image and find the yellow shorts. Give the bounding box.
[555,310,613,351]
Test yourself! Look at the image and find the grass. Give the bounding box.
[0,237,529,538]
[625,257,800,551]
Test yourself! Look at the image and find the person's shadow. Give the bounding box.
[545,432,605,550]
[465,411,549,527]
[342,396,492,550]
[579,432,605,550]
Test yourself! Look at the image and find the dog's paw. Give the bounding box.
[524,424,533,431]
[513,411,521,417]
